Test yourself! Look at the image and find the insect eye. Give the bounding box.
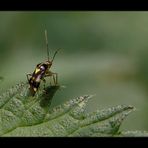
[40,66,45,70]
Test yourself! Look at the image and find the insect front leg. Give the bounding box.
[44,72,52,85]
[45,71,58,85]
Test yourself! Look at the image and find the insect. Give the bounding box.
[27,30,60,96]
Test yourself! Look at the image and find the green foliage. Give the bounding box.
[1,12,148,130]
[119,131,148,137]
[0,76,3,80]
[0,83,147,137]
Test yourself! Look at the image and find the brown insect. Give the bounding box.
[27,30,60,96]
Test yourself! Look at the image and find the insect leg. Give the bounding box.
[52,72,58,85]
[26,73,33,82]
[46,72,58,85]
[42,78,46,90]
[44,71,58,85]
[49,76,52,85]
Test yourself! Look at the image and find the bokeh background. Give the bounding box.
[0,11,148,131]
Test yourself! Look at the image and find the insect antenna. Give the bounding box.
[51,49,60,62]
[45,29,50,61]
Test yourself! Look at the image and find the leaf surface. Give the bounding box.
[0,83,146,137]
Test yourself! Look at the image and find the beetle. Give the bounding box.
[27,30,60,96]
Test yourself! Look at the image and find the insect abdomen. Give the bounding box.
[29,78,40,96]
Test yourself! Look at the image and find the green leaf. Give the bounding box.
[0,82,146,137]
[118,131,148,137]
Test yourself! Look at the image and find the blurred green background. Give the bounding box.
[0,11,148,131]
